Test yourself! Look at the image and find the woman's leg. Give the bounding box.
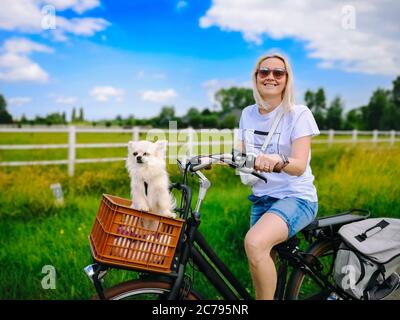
[244,212,289,300]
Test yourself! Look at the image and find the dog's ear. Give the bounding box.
[155,140,168,158]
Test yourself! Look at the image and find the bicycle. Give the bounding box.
[84,150,370,300]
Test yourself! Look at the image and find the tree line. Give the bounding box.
[0,101,86,126]
[1,76,399,130]
[304,76,400,130]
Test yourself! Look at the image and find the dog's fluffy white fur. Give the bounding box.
[126,140,176,221]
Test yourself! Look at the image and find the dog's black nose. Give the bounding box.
[136,155,143,163]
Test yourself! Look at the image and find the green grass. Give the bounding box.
[0,136,399,299]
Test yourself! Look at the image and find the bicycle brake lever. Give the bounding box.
[231,150,267,183]
[251,170,267,183]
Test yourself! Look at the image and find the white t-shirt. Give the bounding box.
[237,103,320,202]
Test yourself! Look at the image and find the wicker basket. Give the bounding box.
[89,194,184,274]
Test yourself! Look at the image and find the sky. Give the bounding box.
[0,0,399,121]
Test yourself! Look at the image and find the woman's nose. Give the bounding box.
[266,73,275,80]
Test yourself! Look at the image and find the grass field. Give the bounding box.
[0,131,399,300]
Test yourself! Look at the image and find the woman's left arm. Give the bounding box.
[282,135,311,176]
[254,135,312,176]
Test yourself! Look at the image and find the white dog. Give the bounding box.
[126,140,176,227]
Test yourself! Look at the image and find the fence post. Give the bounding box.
[352,129,358,143]
[390,130,396,145]
[68,125,76,177]
[233,128,239,150]
[328,129,334,144]
[133,126,139,141]
[187,127,194,158]
[372,130,378,143]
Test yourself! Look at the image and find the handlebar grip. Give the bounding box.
[190,161,212,172]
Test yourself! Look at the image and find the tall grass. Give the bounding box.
[312,144,400,217]
[0,143,399,299]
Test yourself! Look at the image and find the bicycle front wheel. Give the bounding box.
[285,239,339,300]
[94,279,201,300]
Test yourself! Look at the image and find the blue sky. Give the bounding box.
[0,0,399,120]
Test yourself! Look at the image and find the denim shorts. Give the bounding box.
[248,194,318,239]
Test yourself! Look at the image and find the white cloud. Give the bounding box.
[55,96,78,104]
[49,0,100,14]
[202,79,224,90]
[200,0,400,76]
[141,89,177,103]
[136,70,167,80]
[202,79,223,103]
[0,54,48,82]
[54,16,110,39]
[0,38,52,83]
[90,86,125,102]
[3,37,53,54]
[0,0,42,32]
[8,96,32,106]
[176,1,188,11]
[0,0,109,41]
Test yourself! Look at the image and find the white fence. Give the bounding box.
[0,126,399,176]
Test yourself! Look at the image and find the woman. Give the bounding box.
[237,53,320,300]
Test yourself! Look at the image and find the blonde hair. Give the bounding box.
[252,52,295,113]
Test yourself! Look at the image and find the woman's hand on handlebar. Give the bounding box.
[255,154,282,173]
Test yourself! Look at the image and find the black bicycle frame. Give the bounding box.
[274,236,352,300]
[190,230,253,300]
[184,229,350,301]
[179,229,334,300]
[165,202,335,300]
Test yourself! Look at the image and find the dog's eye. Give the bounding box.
[143,152,149,156]
[133,152,138,156]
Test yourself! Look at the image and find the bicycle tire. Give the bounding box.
[93,279,201,300]
[285,239,338,300]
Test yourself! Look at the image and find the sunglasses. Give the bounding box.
[256,67,287,80]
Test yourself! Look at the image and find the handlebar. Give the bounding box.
[177,150,267,218]
[186,150,268,183]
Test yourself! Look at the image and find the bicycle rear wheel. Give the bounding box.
[94,279,201,300]
[285,240,338,300]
